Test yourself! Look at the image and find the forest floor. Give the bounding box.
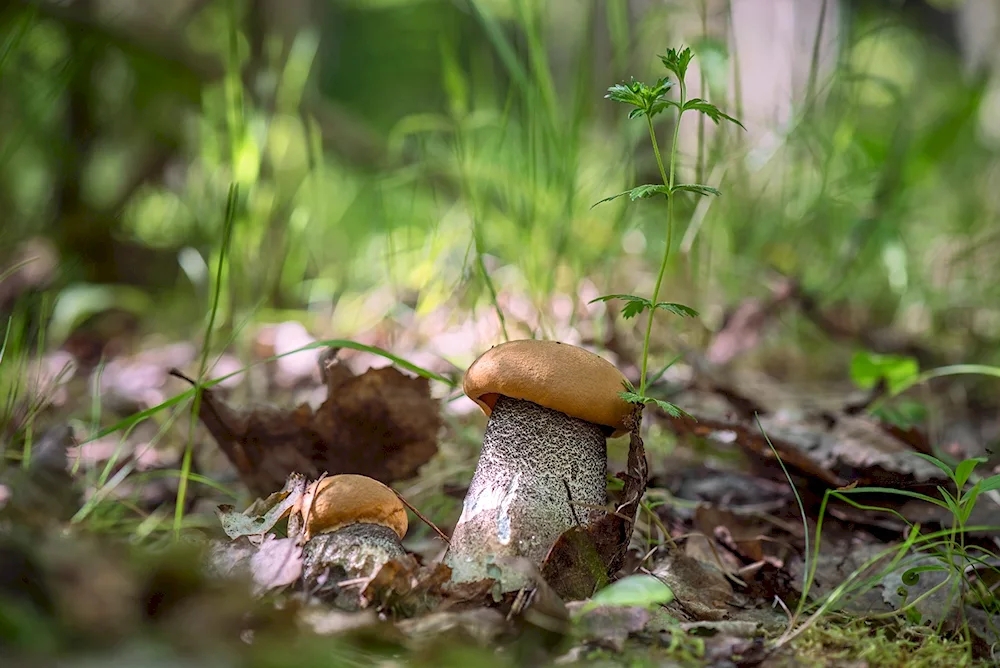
[2,287,999,668]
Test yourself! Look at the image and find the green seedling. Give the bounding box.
[591,47,744,419]
[768,418,1000,657]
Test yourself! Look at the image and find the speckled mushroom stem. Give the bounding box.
[446,395,607,592]
[301,523,406,608]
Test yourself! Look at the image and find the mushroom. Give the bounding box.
[446,340,632,591]
[296,474,408,606]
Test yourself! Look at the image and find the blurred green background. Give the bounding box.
[2,0,999,398]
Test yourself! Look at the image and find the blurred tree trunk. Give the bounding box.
[729,0,840,144]
[38,0,180,289]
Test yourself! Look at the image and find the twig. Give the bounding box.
[564,479,581,526]
[393,489,450,545]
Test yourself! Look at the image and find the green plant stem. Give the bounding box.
[174,184,237,537]
[638,81,685,397]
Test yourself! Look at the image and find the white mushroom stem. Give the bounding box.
[446,395,607,592]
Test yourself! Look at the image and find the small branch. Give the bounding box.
[393,489,450,545]
[564,479,582,526]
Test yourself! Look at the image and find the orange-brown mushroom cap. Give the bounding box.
[463,340,634,437]
[296,474,408,542]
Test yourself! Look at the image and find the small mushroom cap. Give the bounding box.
[463,339,634,437]
[296,474,408,541]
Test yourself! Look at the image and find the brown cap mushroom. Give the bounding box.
[296,474,410,608]
[446,339,634,592]
[297,474,408,542]
[463,339,633,437]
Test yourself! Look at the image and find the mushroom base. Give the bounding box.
[446,395,607,592]
[301,523,406,609]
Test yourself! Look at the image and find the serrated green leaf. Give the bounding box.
[671,184,721,198]
[659,47,693,81]
[606,77,675,120]
[647,100,678,118]
[681,98,746,129]
[606,81,644,107]
[619,390,648,405]
[589,293,649,305]
[654,302,699,318]
[591,184,668,208]
[591,190,632,208]
[588,294,653,319]
[621,299,651,319]
[649,76,675,97]
[581,574,674,613]
[628,184,669,200]
[651,398,694,419]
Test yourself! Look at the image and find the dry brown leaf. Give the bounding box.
[216,473,306,540]
[656,389,947,491]
[396,608,509,648]
[175,347,442,496]
[540,406,647,600]
[693,504,769,564]
[565,603,651,651]
[249,535,303,593]
[361,555,495,617]
[652,552,733,622]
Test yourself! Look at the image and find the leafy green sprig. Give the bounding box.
[592,47,744,418]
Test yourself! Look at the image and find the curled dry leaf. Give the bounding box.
[215,473,306,540]
[540,406,648,600]
[177,347,442,496]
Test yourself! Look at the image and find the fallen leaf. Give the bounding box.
[785,539,897,616]
[678,620,758,637]
[360,555,456,617]
[299,606,380,636]
[540,406,647,600]
[249,536,303,593]
[215,473,306,540]
[567,603,651,651]
[500,556,572,646]
[203,536,257,581]
[653,465,794,516]
[396,608,508,648]
[656,389,948,490]
[651,552,733,621]
[176,346,442,496]
[693,504,770,564]
[537,526,607,601]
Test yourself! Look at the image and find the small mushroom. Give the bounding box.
[446,340,632,592]
[296,474,408,606]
